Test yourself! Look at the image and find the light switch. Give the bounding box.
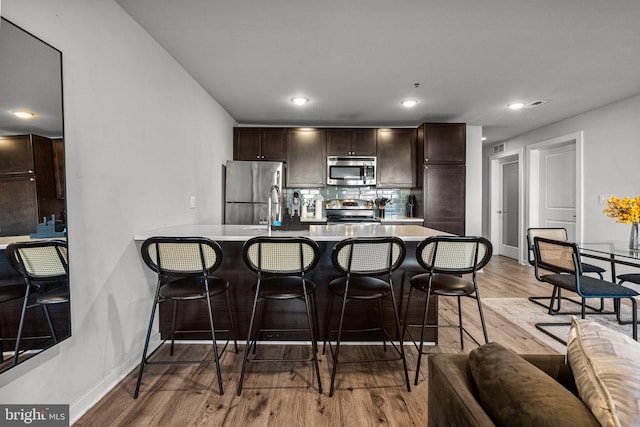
[598,194,612,205]
[189,196,197,209]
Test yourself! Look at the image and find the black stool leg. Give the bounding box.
[322,292,334,355]
[205,291,223,395]
[12,287,32,366]
[134,282,162,399]
[302,287,322,393]
[377,298,387,352]
[329,291,349,397]
[389,285,411,392]
[414,286,432,385]
[457,296,464,350]
[475,292,489,344]
[237,286,261,396]
[224,288,239,353]
[170,300,178,356]
[42,305,58,343]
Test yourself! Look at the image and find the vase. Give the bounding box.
[631,222,639,251]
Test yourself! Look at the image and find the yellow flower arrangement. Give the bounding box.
[603,196,640,224]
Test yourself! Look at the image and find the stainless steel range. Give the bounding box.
[325,199,377,223]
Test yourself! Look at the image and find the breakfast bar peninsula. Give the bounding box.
[134,224,446,342]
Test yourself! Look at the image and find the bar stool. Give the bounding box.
[135,237,238,398]
[237,236,322,395]
[402,235,492,385]
[4,240,69,366]
[323,236,410,396]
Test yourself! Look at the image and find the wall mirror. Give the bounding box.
[0,17,68,373]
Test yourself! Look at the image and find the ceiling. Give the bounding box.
[0,18,63,138]
[83,2,640,143]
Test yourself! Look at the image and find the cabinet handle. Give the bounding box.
[28,170,34,173]
[424,158,429,162]
[29,177,35,182]
[256,155,260,159]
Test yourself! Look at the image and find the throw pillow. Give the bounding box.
[469,342,599,427]
[567,317,640,427]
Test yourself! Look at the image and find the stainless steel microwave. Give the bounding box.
[327,156,376,186]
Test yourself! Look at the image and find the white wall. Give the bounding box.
[466,125,483,236]
[482,93,640,243]
[0,0,234,420]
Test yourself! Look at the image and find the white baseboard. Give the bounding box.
[69,337,159,425]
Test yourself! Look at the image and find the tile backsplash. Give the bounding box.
[282,186,422,218]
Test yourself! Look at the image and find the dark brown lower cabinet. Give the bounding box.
[423,164,465,235]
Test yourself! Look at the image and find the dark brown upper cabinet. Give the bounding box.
[326,129,376,156]
[418,123,466,164]
[233,127,287,162]
[286,128,326,188]
[376,128,416,188]
[417,123,466,189]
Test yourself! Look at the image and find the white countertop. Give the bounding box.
[134,223,448,242]
[0,235,66,250]
[377,216,423,223]
[298,216,423,224]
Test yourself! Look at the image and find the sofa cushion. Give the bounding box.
[468,342,599,427]
[567,317,640,427]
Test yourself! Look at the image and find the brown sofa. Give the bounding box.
[427,345,598,427]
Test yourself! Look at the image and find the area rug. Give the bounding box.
[482,297,637,353]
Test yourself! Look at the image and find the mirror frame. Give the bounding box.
[0,16,68,373]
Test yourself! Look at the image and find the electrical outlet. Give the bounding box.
[598,194,612,205]
[189,196,197,209]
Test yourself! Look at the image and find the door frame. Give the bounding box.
[490,148,525,263]
[526,131,584,248]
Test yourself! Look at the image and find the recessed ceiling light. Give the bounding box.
[401,99,418,108]
[507,102,525,110]
[291,97,309,106]
[13,110,35,119]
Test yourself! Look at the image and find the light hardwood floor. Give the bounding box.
[75,255,559,426]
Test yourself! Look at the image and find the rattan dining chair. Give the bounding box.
[527,228,607,315]
[4,240,69,366]
[532,236,638,343]
[237,236,322,395]
[323,236,410,397]
[402,235,492,385]
[135,236,238,398]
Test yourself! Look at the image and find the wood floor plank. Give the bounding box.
[75,255,565,426]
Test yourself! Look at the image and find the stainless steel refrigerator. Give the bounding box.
[224,160,283,225]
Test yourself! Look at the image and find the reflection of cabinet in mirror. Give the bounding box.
[0,135,65,237]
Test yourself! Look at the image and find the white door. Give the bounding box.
[499,161,520,259]
[538,143,577,240]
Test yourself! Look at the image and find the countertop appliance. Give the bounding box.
[325,199,377,223]
[327,156,376,186]
[224,160,282,225]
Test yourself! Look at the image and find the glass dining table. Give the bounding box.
[578,241,640,282]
